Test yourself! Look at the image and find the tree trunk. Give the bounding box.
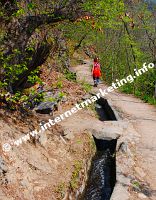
[1,0,89,91]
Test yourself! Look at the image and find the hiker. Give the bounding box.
[92,57,101,87]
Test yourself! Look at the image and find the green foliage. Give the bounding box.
[22,88,44,109]
[43,97,56,102]
[56,81,63,89]
[91,1,156,105]
[0,50,28,92]
[84,0,124,21]
[1,0,156,109]
[64,70,77,82]
[27,67,42,85]
[70,160,82,190]
[14,8,25,17]
[80,81,92,92]
[5,92,21,103]
[132,180,140,189]
[27,3,36,11]
[119,83,134,94]
[90,137,96,151]
[55,182,66,198]
[58,91,66,99]
[52,80,64,89]
[0,47,43,107]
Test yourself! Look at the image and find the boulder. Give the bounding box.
[0,157,8,175]
[35,101,56,114]
[35,92,58,114]
[91,126,122,140]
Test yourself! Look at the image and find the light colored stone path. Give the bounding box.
[73,59,156,200]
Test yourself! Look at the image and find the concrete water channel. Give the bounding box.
[80,98,118,200]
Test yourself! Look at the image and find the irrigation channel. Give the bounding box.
[81,98,117,200]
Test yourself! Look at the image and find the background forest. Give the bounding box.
[0,0,156,107]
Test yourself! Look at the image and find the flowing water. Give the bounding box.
[81,139,117,200]
[80,98,117,200]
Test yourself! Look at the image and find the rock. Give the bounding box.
[35,90,67,114]
[35,102,56,114]
[20,179,29,188]
[82,94,91,100]
[38,132,48,147]
[111,182,130,200]
[34,186,45,192]
[134,167,146,178]
[117,173,131,186]
[63,129,74,140]
[61,96,68,103]
[95,103,102,109]
[92,126,121,140]
[0,157,8,185]
[0,157,8,175]
[138,193,147,199]
[118,142,128,153]
[35,91,59,114]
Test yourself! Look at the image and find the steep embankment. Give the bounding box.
[0,58,97,200]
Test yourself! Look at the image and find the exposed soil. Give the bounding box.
[0,57,96,200]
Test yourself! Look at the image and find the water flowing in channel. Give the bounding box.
[80,98,117,200]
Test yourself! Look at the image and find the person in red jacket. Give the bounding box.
[92,57,101,87]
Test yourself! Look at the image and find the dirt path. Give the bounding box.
[73,60,156,199]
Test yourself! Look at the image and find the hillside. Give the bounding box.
[0,0,156,200]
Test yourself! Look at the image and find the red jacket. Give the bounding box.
[92,62,101,77]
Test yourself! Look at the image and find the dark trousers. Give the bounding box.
[93,76,100,85]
